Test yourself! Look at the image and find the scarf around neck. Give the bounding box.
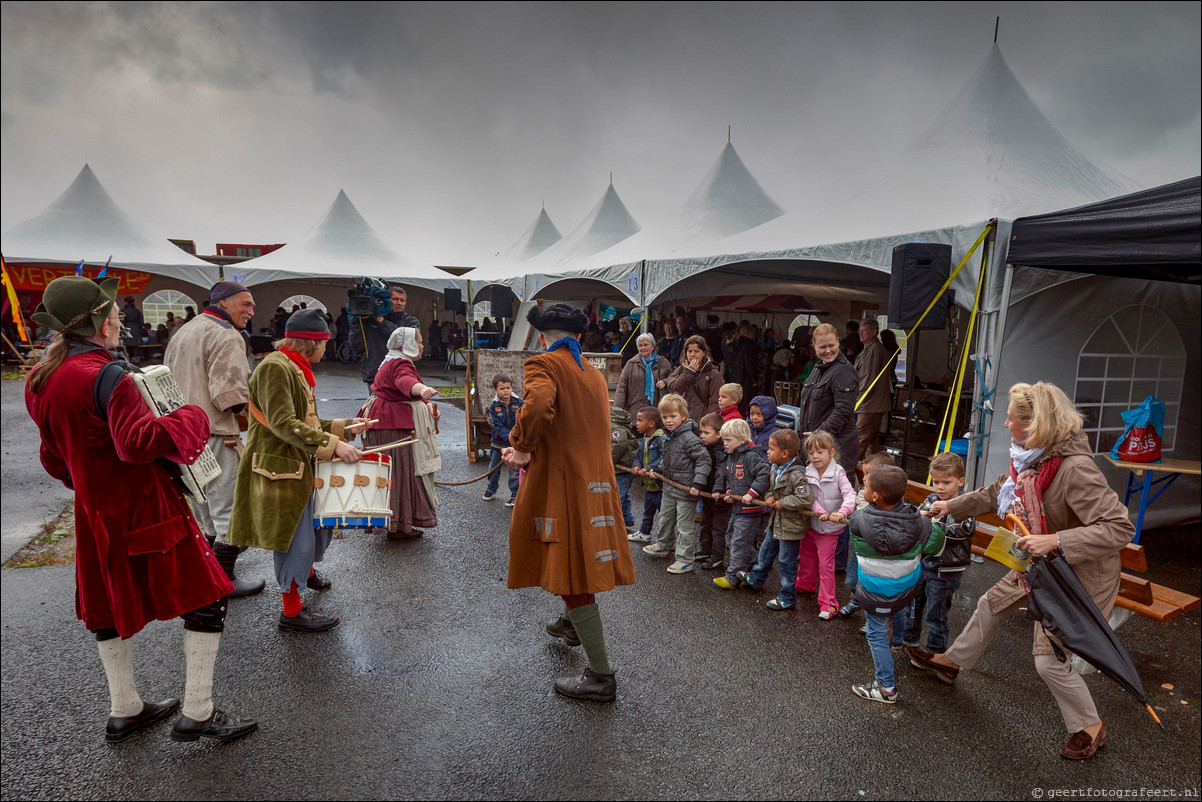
[997,443,1043,518]
[640,355,658,401]
[547,336,584,369]
[278,346,316,388]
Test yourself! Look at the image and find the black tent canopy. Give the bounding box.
[1006,176,1201,284]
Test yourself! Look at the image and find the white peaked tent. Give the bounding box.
[1,164,220,287]
[503,207,562,262]
[476,140,786,303]
[234,189,461,293]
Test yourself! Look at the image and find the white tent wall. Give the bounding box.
[983,273,1201,526]
[246,280,444,342]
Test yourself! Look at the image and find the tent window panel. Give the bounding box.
[1084,320,1129,354]
[1101,406,1126,429]
[1079,406,1102,429]
[1102,381,1130,405]
[1107,356,1134,379]
[1097,431,1122,453]
[1077,356,1107,379]
[279,295,327,314]
[1161,356,1186,378]
[143,290,197,328]
[1132,357,1161,379]
[1144,323,1187,356]
[1075,381,1104,404]
[1130,381,1158,401]
[1158,382,1181,403]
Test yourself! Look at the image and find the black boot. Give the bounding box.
[306,570,331,591]
[278,608,340,632]
[211,540,265,598]
[553,668,616,702]
[545,615,581,646]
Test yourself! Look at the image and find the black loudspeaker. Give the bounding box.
[889,243,952,331]
[443,287,462,312]
[490,286,513,319]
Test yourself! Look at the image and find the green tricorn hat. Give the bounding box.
[31,276,121,337]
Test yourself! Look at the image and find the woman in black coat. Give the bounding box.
[798,322,859,476]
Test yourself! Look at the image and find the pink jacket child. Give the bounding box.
[796,460,856,618]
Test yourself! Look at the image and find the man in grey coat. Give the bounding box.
[854,318,893,459]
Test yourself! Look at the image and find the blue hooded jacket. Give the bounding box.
[748,395,780,454]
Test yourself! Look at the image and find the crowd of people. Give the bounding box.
[20,282,1139,762]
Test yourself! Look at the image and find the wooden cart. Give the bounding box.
[464,349,625,462]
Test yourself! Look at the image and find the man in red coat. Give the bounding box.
[24,276,256,744]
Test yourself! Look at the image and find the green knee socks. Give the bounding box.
[566,603,612,675]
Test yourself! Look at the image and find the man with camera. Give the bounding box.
[349,282,420,385]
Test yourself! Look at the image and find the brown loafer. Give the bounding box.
[1061,723,1106,760]
[905,645,959,685]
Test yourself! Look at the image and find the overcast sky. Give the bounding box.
[2,1,1198,266]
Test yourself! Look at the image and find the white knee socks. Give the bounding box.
[97,637,143,718]
[182,630,221,721]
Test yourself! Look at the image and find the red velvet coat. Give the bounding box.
[25,348,234,637]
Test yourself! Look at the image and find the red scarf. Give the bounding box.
[1010,456,1063,536]
[278,346,316,388]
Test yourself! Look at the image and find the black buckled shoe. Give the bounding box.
[169,708,258,743]
[105,698,180,743]
[278,608,340,632]
[545,615,581,647]
[553,668,616,703]
[306,570,331,592]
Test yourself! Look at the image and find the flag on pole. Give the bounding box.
[97,256,112,278]
[75,259,84,276]
[0,254,31,343]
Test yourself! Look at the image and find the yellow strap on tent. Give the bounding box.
[0,255,30,344]
[854,223,993,412]
[927,236,990,482]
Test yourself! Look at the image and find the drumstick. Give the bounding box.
[347,418,379,432]
[359,437,418,456]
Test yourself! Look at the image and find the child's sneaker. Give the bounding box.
[818,605,838,620]
[666,560,694,574]
[505,498,516,508]
[701,558,724,571]
[482,491,495,501]
[713,576,737,589]
[839,599,861,617]
[891,643,905,653]
[765,597,795,610]
[642,543,673,557]
[852,680,897,704]
[693,553,711,563]
[627,531,652,542]
[734,570,762,590]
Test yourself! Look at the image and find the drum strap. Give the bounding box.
[247,400,269,428]
[93,358,142,419]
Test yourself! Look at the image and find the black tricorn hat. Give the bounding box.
[526,303,588,335]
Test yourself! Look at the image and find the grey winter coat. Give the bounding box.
[713,442,770,511]
[655,418,712,501]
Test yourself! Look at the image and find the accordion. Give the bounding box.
[130,365,223,502]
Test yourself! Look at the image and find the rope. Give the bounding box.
[433,461,503,487]
[614,465,821,517]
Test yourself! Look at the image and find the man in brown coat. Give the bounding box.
[854,318,892,458]
[503,303,636,702]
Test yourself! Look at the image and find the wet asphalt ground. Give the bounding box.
[1,362,1199,800]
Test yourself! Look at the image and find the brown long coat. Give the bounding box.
[946,430,1134,655]
[507,347,637,595]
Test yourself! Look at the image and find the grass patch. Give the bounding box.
[3,501,76,569]
[433,385,465,397]
[2,371,26,381]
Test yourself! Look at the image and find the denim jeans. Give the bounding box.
[486,447,520,499]
[834,525,850,572]
[615,472,635,527]
[641,490,662,535]
[864,608,907,689]
[904,574,962,653]
[844,550,858,590]
[748,529,801,604]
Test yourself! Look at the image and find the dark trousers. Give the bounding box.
[698,497,732,562]
[641,490,662,535]
[835,525,850,572]
[903,574,962,653]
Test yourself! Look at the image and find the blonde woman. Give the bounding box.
[912,382,1135,760]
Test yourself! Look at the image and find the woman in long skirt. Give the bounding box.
[361,327,441,538]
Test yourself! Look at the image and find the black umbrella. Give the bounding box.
[1024,547,1164,729]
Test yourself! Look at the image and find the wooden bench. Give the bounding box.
[904,481,1200,622]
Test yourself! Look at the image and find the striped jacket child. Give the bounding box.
[849,501,946,616]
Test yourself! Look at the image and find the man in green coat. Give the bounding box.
[228,309,369,633]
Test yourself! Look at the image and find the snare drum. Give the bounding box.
[312,453,393,529]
